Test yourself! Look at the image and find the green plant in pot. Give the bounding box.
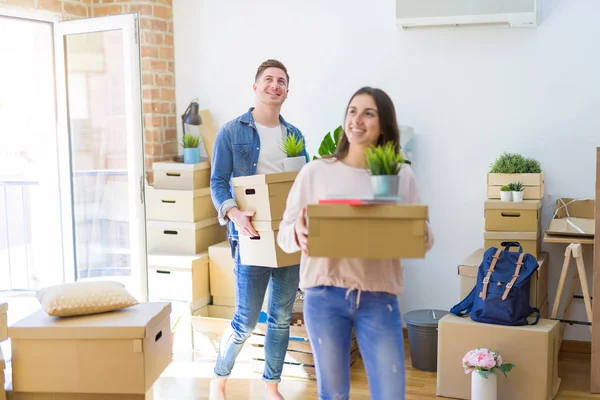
[181,133,201,164]
[313,125,343,159]
[509,181,524,202]
[365,142,406,197]
[500,185,511,202]
[279,132,306,172]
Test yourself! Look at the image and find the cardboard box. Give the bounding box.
[8,302,172,394]
[1,302,6,342]
[484,199,542,232]
[306,204,428,259]
[146,186,216,222]
[1,346,5,400]
[239,221,300,268]
[148,253,211,312]
[487,172,545,200]
[208,241,236,307]
[436,314,560,400]
[546,198,595,237]
[484,230,541,258]
[191,304,235,354]
[5,388,154,400]
[457,249,548,310]
[146,218,226,254]
[152,160,210,190]
[231,172,297,221]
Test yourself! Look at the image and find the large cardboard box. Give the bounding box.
[457,249,548,311]
[546,198,595,237]
[306,204,428,259]
[6,388,154,399]
[146,186,216,222]
[191,304,235,354]
[484,199,542,232]
[239,221,300,268]
[8,302,172,394]
[436,314,560,400]
[0,302,6,342]
[152,160,210,190]
[484,230,541,258]
[146,218,226,254]
[208,241,236,307]
[487,172,545,200]
[231,172,297,221]
[148,253,211,312]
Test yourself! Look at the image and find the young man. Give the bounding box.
[209,59,309,400]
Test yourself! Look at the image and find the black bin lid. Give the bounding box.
[404,309,449,327]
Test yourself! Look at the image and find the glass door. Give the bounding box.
[54,13,147,301]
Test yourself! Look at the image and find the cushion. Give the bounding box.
[36,281,139,317]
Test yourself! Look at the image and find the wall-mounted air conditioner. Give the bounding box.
[397,0,539,29]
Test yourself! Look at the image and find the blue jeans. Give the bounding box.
[213,240,300,383]
[304,286,406,400]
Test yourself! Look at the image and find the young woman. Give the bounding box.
[277,87,434,400]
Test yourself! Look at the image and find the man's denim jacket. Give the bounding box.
[209,107,309,241]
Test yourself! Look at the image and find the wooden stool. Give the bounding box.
[550,243,593,350]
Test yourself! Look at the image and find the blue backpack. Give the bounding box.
[450,242,541,326]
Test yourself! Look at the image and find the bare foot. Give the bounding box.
[209,377,227,400]
[264,383,285,400]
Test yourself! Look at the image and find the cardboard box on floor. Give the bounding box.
[209,241,236,307]
[146,218,226,254]
[546,198,595,237]
[152,160,210,190]
[484,199,542,232]
[191,304,235,354]
[148,253,211,312]
[457,249,548,314]
[436,314,560,400]
[306,204,428,259]
[5,387,154,400]
[231,172,298,221]
[8,302,172,394]
[1,302,7,342]
[145,186,216,222]
[239,220,300,268]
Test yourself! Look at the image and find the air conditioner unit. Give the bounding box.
[397,0,538,29]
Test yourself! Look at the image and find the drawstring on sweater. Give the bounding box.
[345,286,362,309]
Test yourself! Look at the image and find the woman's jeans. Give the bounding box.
[213,240,300,383]
[304,286,406,400]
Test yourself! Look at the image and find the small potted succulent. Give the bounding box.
[365,142,406,197]
[181,133,201,164]
[509,182,524,202]
[500,185,511,202]
[280,132,307,172]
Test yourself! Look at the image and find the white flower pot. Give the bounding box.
[512,190,524,202]
[500,191,512,202]
[471,371,497,400]
[283,156,306,172]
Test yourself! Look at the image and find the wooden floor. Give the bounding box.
[154,343,600,400]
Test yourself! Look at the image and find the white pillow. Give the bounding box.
[36,281,138,317]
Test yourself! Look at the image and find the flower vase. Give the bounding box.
[471,371,497,400]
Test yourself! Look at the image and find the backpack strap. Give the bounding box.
[502,252,525,300]
[480,249,502,300]
[450,286,476,317]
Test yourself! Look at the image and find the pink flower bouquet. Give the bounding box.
[462,348,514,379]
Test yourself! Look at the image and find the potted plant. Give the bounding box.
[279,132,307,171]
[312,125,343,160]
[463,348,514,400]
[487,153,543,200]
[365,142,406,197]
[510,181,524,202]
[181,133,201,164]
[500,185,511,202]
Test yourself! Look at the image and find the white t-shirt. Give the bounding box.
[255,122,287,174]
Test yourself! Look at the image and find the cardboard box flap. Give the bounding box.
[231,171,298,187]
[307,204,428,220]
[148,253,209,269]
[152,160,210,171]
[484,230,539,240]
[0,302,6,313]
[546,198,595,237]
[484,199,542,210]
[8,302,171,340]
[251,220,282,231]
[146,185,211,198]
[146,217,218,230]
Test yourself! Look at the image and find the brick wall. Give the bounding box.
[1,0,177,184]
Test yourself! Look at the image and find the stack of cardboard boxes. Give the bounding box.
[1,303,7,400]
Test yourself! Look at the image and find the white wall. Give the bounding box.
[173,0,600,341]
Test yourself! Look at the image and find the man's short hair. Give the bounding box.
[255,59,289,86]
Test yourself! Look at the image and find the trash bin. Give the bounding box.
[404,309,448,372]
